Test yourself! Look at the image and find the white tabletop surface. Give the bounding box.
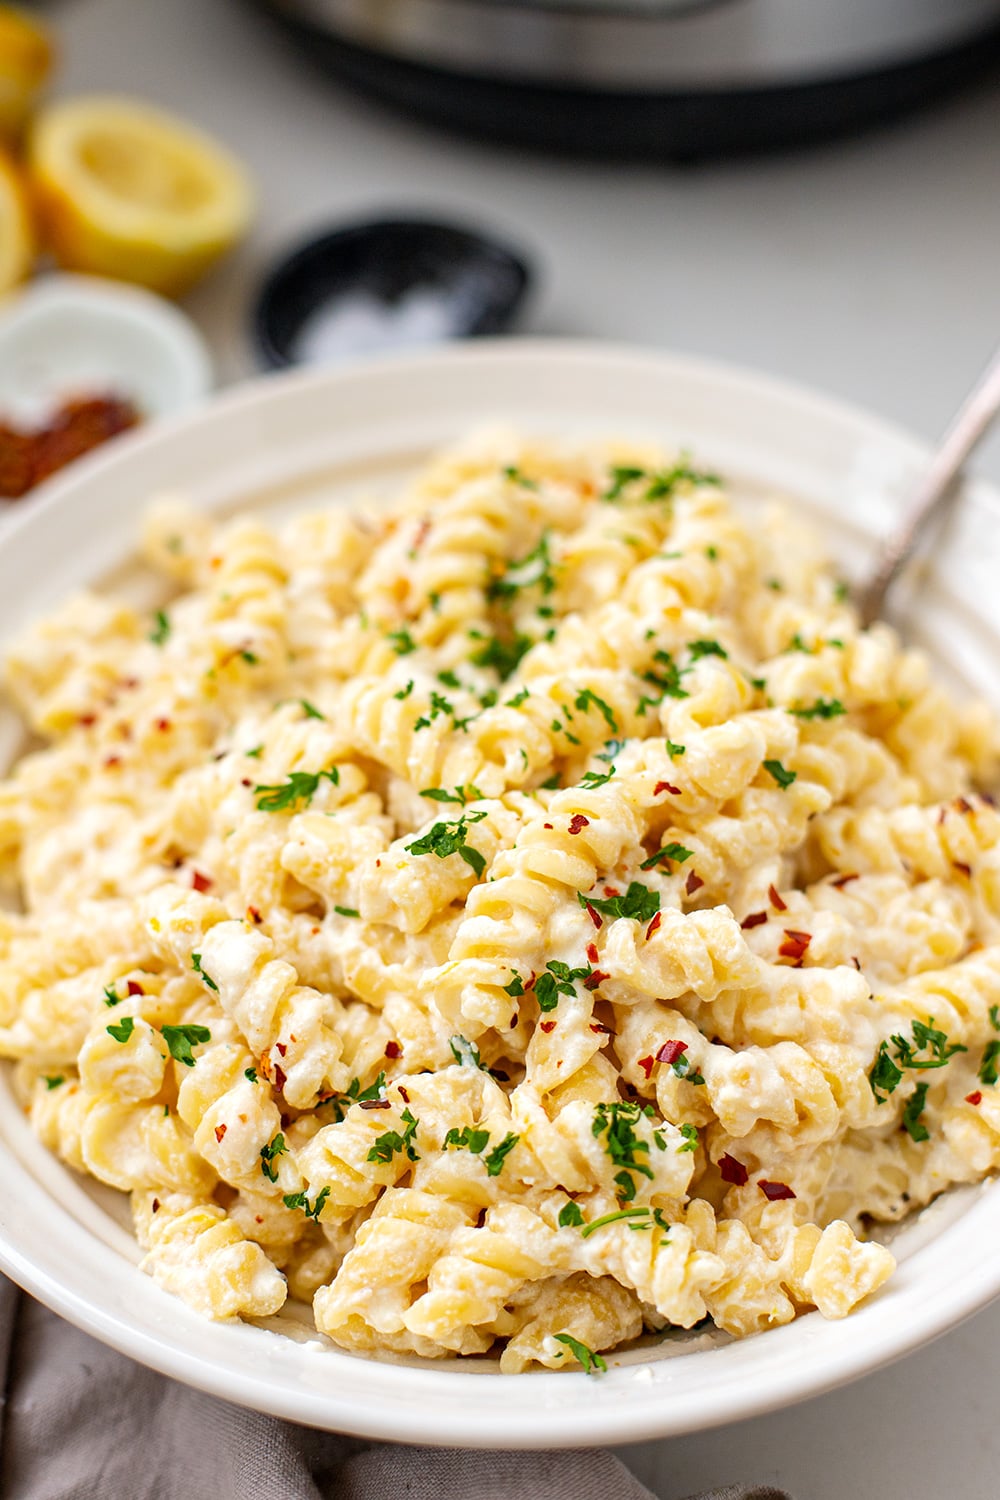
[52,2,1000,1494]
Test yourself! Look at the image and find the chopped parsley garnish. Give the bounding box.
[387,627,416,656]
[705,545,718,561]
[991,1005,1000,1032]
[470,632,532,678]
[367,1108,420,1164]
[483,1132,519,1177]
[282,1187,330,1221]
[443,1125,490,1154]
[245,745,263,759]
[552,1333,606,1376]
[43,1074,65,1090]
[325,1071,389,1123]
[786,633,811,653]
[979,1040,1000,1087]
[487,534,556,602]
[640,842,692,870]
[502,464,539,490]
[643,649,689,700]
[244,1067,258,1082]
[789,697,846,721]
[298,699,325,719]
[666,738,686,758]
[239,650,258,665]
[503,972,525,998]
[259,1133,287,1182]
[763,759,797,789]
[869,1017,967,1102]
[578,882,660,924]
[603,465,646,501]
[579,1207,650,1239]
[603,462,719,504]
[333,905,360,918]
[558,1201,585,1228]
[449,1034,486,1070]
[834,581,850,602]
[149,609,170,646]
[393,680,414,701]
[254,768,339,812]
[191,952,219,993]
[596,738,623,764]
[437,669,462,689]
[161,1023,211,1068]
[688,639,728,661]
[506,686,531,708]
[678,1123,699,1152]
[420,784,483,806]
[406,811,488,878]
[592,1101,658,1200]
[579,766,615,789]
[539,773,561,789]
[103,984,122,1007]
[902,1083,930,1143]
[413,689,471,733]
[534,960,591,1013]
[574,689,618,733]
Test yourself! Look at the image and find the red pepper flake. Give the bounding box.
[646,912,662,941]
[955,796,974,815]
[247,906,262,924]
[104,755,121,769]
[255,1215,264,1224]
[656,1040,687,1066]
[603,886,620,898]
[275,1042,287,1058]
[586,942,599,965]
[831,873,858,889]
[584,903,603,930]
[937,807,947,825]
[240,777,252,788]
[360,1098,391,1110]
[384,1040,401,1059]
[590,1022,613,1035]
[155,717,171,732]
[685,870,704,895]
[191,870,213,893]
[151,1198,160,1213]
[741,911,767,930]
[543,822,554,830]
[583,969,609,990]
[966,1091,983,1106]
[126,980,144,997]
[654,780,682,796]
[273,1064,287,1093]
[568,814,590,835]
[767,884,787,911]
[759,1179,796,1201]
[779,930,811,964]
[375,858,381,868]
[540,1020,556,1033]
[214,1123,227,1143]
[79,714,96,727]
[718,1154,749,1187]
[637,1054,655,1079]
[851,956,862,970]
[397,1085,410,1103]
[952,861,972,878]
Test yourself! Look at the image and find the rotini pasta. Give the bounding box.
[2,431,997,1372]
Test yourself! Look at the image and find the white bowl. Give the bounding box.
[0,273,213,427]
[0,341,998,1448]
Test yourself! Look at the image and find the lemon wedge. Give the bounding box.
[0,147,33,292]
[29,95,254,297]
[0,5,53,141]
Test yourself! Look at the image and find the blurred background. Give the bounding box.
[0,0,1000,1493]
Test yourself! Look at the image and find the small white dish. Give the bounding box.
[0,273,213,426]
[0,341,997,1447]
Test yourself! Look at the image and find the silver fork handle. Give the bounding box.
[859,342,1000,627]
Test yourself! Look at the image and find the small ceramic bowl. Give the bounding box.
[0,273,213,426]
[254,217,532,368]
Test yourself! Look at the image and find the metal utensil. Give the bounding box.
[859,342,1000,625]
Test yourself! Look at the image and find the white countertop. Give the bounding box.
[54,2,1000,1494]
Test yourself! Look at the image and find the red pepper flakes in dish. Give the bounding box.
[718,1154,749,1186]
[568,814,590,835]
[778,930,811,964]
[0,395,140,498]
[656,1040,687,1066]
[767,884,787,911]
[759,1179,796,1201]
[584,903,603,930]
[645,912,662,941]
[741,912,767,930]
[583,969,609,990]
[654,780,681,796]
[586,942,599,965]
[125,980,144,997]
[191,870,213,893]
[214,1124,227,1143]
[637,1054,655,1079]
[966,1091,983,1106]
[384,1040,401,1059]
[685,870,704,895]
[539,1020,556,1033]
[830,873,858,889]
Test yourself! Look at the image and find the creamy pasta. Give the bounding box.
[2,431,999,1373]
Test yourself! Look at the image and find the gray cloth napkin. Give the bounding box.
[0,1277,791,1500]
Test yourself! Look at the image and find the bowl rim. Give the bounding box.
[2,337,1000,1448]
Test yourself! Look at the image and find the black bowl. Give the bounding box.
[253,216,533,369]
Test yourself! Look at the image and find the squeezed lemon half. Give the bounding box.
[0,146,33,292]
[0,5,53,140]
[29,95,254,296]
